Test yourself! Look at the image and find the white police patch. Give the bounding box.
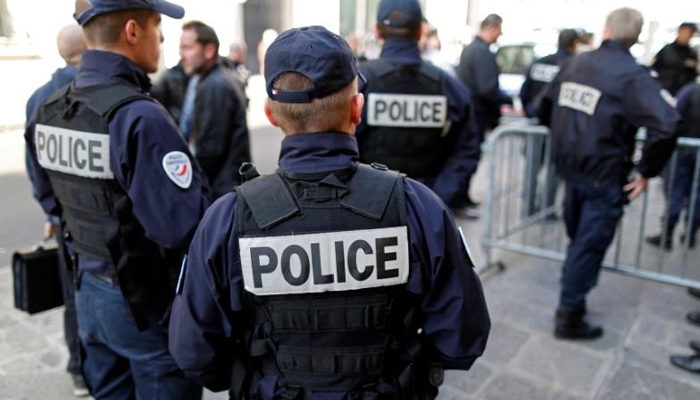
[35,124,113,179]
[239,226,409,296]
[558,82,601,116]
[529,63,560,83]
[162,151,192,189]
[367,93,448,128]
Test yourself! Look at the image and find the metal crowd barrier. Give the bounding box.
[479,122,700,290]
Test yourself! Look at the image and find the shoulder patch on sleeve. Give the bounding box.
[162,151,193,189]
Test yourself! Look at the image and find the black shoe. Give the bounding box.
[71,374,89,397]
[646,234,672,250]
[690,340,700,353]
[690,288,700,300]
[680,234,697,249]
[687,311,700,327]
[554,308,603,340]
[670,354,700,374]
[452,207,480,220]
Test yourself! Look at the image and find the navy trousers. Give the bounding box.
[76,273,202,400]
[663,149,700,240]
[559,181,623,312]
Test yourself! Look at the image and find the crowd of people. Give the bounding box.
[19,0,700,398]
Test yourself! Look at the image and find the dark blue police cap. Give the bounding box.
[74,0,185,26]
[377,0,422,28]
[265,26,361,104]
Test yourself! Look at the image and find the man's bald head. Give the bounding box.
[57,24,87,67]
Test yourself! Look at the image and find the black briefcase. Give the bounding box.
[12,242,65,314]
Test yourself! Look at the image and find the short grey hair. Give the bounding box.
[605,7,643,47]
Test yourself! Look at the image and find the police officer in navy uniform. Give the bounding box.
[355,0,480,218]
[25,1,210,398]
[537,8,679,340]
[168,26,490,400]
[520,29,579,119]
[519,29,579,217]
[646,82,700,250]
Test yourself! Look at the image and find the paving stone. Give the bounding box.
[443,362,492,395]
[436,386,472,400]
[478,322,530,366]
[39,348,65,370]
[567,324,624,353]
[600,363,700,400]
[488,298,554,334]
[479,373,582,400]
[3,324,46,354]
[511,336,609,396]
[0,315,18,330]
[640,284,698,324]
[588,273,648,310]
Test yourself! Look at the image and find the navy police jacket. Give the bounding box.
[537,40,680,186]
[356,39,480,209]
[168,132,491,396]
[25,50,211,274]
[520,50,572,118]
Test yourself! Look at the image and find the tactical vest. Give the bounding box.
[35,83,182,330]
[359,59,449,180]
[234,163,432,399]
[678,84,700,139]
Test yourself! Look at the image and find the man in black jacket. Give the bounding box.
[652,22,698,96]
[177,20,250,198]
[457,14,512,206]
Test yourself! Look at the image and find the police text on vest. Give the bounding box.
[239,227,409,296]
[529,63,560,83]
[35,124,113,179]
[367,93,447,128]
[558,82,601,116]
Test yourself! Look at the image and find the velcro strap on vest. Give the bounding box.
[237,174,300,229]
[68,83,151,118]
[277,345,384,376]
[341,164,399,220]
[254,302,387,332]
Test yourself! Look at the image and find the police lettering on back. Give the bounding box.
[35,124,113,179]
[239,227,410,296]
[558,82,601,116]
[367,93,448,128]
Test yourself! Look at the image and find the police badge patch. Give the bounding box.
[162,151,193,189]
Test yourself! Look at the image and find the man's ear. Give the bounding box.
[124,19,140,45]
[264,99,280,127]
[350,93,364,126]
[204,43,217,62]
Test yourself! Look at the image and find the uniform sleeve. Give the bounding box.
[404,179,490,369]
[110,100,211,249]
[623,72,680,178]
[430,75,480,208]
[520,66,536,117]
[169,194,242,391]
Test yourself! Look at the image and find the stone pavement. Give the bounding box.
[2,247,700,399]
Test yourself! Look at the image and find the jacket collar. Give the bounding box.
[75,50,151,91]
[380,38,422,64]
[279,132,359,174]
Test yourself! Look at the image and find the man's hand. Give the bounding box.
[623,173,648,202]
[44,222,56,239]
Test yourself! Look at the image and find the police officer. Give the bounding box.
[168,26,490,400]
[647,82,700,250]
[25,1,210,398]
[520,29,579,118]
[520,29,579,217]
[537,8,679,340]
[355,0,480,218]
[652,22,698,97]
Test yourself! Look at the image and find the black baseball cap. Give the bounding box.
[74,0,185,26]
[265,26,362,104]
[377,0,423,28]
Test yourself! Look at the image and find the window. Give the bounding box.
[0,0,12,39]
